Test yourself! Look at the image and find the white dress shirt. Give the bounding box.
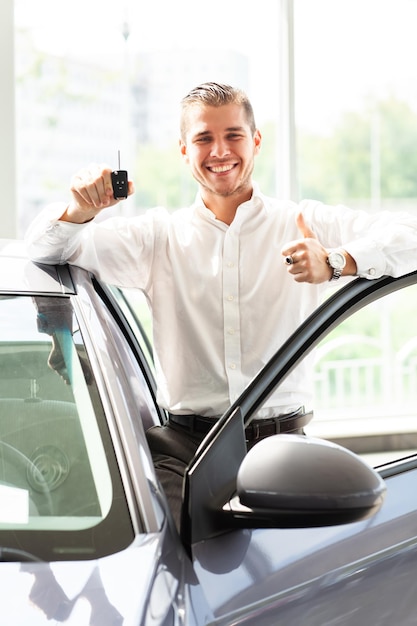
[25,183,417,417]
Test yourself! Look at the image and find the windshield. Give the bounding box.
[0,295,134,561]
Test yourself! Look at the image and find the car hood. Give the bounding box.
[0,534,193,625]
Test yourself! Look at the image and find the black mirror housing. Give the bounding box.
[232,434,386,527]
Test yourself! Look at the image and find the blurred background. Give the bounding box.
[4,0,417,235]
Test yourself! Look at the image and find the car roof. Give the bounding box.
[0,239,75,295]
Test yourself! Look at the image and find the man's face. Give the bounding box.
[180,103,261,203]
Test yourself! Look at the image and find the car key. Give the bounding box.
[111,150,128,199]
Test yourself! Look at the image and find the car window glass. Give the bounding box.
[305,282,417,467]
[114,287,154,371]
[0,295,133,560]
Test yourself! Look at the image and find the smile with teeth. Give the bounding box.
[208,164,235,173]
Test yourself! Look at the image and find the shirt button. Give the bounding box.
[369,268,376,276]
[227,327,235,335]
[227,295,234,301]
[229,363,236,370]
[227,262,235,268]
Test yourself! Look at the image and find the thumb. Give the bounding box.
[296,212,317,239]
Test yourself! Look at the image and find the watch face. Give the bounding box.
[328,251,346,270]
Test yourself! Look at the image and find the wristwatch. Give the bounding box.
[327,249,346,280]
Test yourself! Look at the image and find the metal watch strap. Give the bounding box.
[329,267,342,280]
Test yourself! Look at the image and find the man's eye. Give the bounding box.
[195,136,211,143]
[227,133,243,140]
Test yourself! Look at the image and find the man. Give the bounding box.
[26,82,417,528]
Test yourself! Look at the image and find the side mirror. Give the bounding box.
[230,434,386,527]
[182,409,386,549]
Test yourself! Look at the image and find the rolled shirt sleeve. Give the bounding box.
[300,200,417,279]
[25,203,89,265]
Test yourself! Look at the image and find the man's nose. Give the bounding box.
[210,139,230,158]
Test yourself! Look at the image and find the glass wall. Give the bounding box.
[14,0,417,236]
[14,0,282,233]
[294,0,417,214]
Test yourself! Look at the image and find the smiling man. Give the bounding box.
[179,97,261,224]
[25,82,417,529]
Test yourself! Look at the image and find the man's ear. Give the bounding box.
[179,139,189,162]
[254,129,262,155]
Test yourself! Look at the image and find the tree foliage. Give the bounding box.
[298,97,417,204]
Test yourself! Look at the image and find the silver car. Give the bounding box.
[0,238,416,625]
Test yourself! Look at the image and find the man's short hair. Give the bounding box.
[180,82,257,140]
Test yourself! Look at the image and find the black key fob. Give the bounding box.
[111,170,128,199]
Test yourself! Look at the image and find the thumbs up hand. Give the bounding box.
[281,212,333,283]
[295,212,317,239]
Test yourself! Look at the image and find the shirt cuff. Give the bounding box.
[343,238,387,279]
[43,203,91,230]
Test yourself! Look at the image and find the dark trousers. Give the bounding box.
[146,421,204,531]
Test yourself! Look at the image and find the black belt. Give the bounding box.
[168,407,313,443]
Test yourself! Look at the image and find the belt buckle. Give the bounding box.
[189,414,198,433]
[273,416,281,434]
[246,421,261,444]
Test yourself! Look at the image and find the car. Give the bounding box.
[0,237,416,625]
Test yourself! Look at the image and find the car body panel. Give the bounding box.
[0,467,416,625]
[192,465,417,624]
[0,531,214,625]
